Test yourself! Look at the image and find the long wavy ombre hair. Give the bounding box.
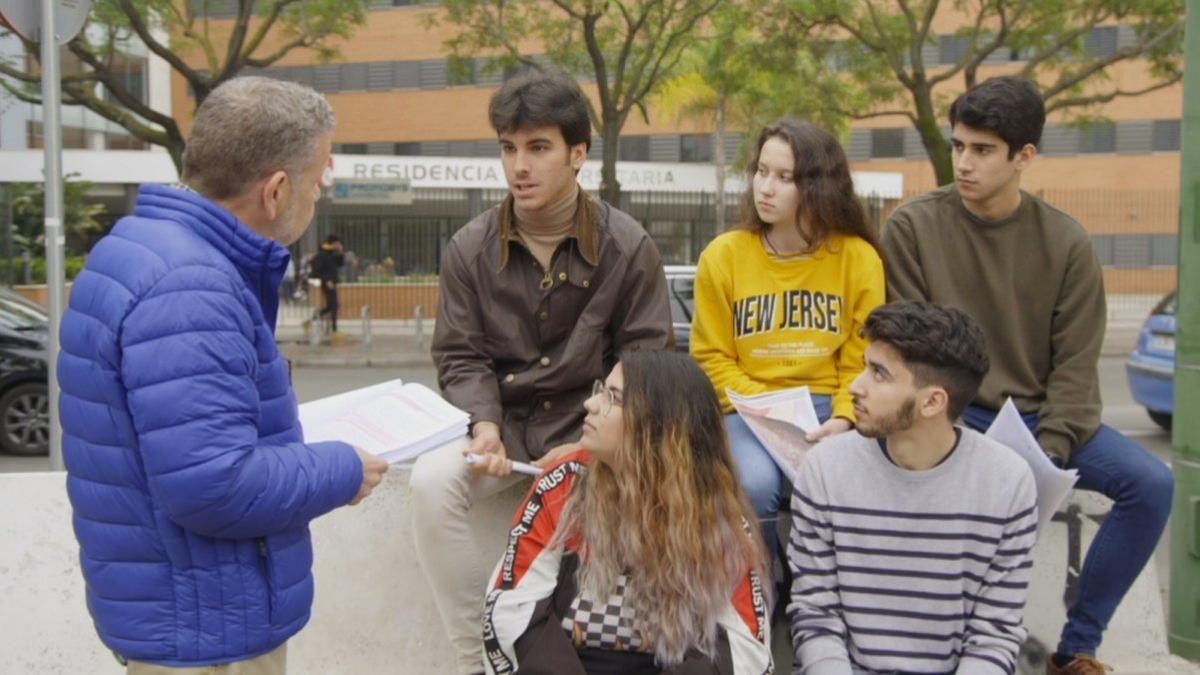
[737,119,881,255]
[553,350,766,665]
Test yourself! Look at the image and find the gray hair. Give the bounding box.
[182,76,336,200]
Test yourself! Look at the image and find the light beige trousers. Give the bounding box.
[127,643,286,675]
[409,441,527,675]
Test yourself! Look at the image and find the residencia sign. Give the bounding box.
[336,155,904,198]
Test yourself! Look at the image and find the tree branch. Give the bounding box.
[60,80,171,146]
[927,0,995,86]
[241,0,304,62]
[114,0,208,86]
[1040,23,1183,101]
[223,0,258,73]
[66,36,177,131]
[1044,76,1182,114]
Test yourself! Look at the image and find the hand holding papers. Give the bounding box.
[300,379,470,465]
[726,386,821,482]
[984,398,1080,534]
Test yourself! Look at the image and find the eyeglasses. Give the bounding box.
[591,380,623,416]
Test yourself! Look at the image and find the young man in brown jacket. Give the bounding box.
[881,76,1173,675]
[409,72,672,674]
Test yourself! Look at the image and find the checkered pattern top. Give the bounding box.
[560,573,651,653]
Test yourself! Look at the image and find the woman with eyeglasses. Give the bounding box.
[481,349,772,674]
[690,119,885,572]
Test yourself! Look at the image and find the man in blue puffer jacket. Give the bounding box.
[57,77,390,672]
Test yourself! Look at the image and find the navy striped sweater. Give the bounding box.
[787,428,1038,675]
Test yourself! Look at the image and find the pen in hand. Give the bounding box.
[465,453,542,476]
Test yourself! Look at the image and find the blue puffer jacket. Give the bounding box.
[58,184,363,666]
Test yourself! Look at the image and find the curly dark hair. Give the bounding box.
[863,301,990,420]
[949,76,1045,159]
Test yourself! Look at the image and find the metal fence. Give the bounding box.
[2,187,1175,331]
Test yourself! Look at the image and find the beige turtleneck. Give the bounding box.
[514,183,580,270]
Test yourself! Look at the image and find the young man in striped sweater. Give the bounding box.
[788,300,1038,675]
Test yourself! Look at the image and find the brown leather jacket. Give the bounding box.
[432,192,672,461]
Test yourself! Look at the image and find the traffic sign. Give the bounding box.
[0,0,91,46]
[332,178,415,205]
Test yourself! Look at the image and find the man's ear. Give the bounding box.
[920,386,950,420]
[261,170,289,221]
[1013,142,1037,171]
[569,143,588,171]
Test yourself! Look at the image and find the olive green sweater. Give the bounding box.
[881,185,1104,460]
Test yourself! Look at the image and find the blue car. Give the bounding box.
[1126,291,1176,430]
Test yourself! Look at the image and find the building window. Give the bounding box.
[447,58,476,87]
[679,134,712,162]
[869,129,905,159]
[938,35,971,65]
[1078,122,1116,154]
[338,143,369,154]
[394,142,421,155]
[619,135,650,162]
[1084,26,1118,59]
[1152,119,1181,152]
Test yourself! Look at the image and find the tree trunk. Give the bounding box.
[911,85,954,186]
[599,120,622,205]
[713,91,727,232]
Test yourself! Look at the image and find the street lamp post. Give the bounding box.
[1169,0,1200,660]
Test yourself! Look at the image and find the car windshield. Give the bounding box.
[668,276,695,323]
[1152,292,1177,317]
[0,294,48,331]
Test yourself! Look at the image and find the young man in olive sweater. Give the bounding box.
[881,76,1173,675]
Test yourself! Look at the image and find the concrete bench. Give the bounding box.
[2,466,1193,674]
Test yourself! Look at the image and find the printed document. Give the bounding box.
[726,386,821,482]
[984,398,1080,534]
[299,379,470,464]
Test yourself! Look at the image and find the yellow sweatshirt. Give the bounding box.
[691,229,885,419]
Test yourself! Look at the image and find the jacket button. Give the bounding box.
[539,311,549,320]
[539,356,551,366]
[582,279,590,288]
[543,401,552,410]
[558,272,567,281]
[505,373,515,383]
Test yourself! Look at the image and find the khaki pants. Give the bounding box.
[409,441,527,675]
[127,644,286,675]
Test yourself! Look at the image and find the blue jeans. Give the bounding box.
[961,404,1173,657]
[726,395,832,566]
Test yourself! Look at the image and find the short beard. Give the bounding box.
[857,396,918,439]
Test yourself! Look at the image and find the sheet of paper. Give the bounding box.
[726,387,819,481]
[300,379,470,464]
[984,398,1080,534]
[728,387,821,431]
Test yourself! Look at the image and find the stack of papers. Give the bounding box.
[299,379,470,465]
[984,398,1080,534]
[726,386,821,482]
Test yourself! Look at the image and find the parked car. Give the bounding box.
[0,288,49,455]
[1126,291,1176,431]
[664,265,696,352]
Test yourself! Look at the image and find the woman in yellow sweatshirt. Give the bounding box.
[691,119,885,566]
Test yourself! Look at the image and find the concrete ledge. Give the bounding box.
[2,463,1193,673]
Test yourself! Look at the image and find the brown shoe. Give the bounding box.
[1046,654,1112,675]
